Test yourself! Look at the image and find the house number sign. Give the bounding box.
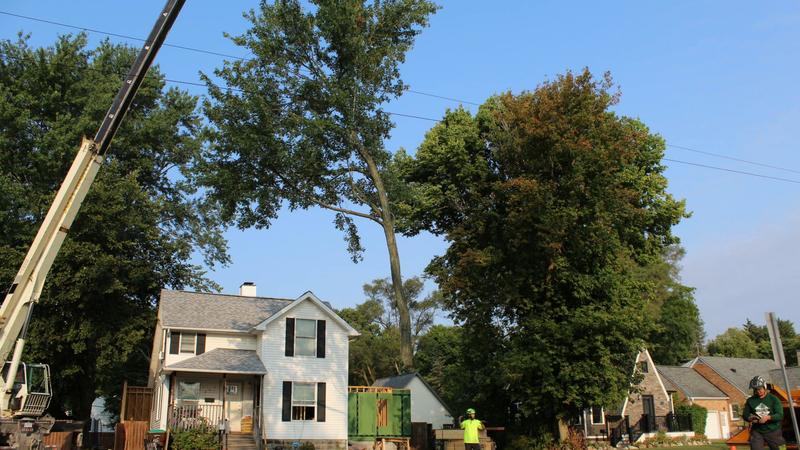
[226,384,239,395]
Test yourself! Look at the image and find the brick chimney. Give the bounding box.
[239,282,257,297]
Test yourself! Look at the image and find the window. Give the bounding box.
[591,406,604,425]
[295,319,317,356]
[180,333,196,353]
[292,383,315,420]
[639,361,649,373]
[169,332,205,355]
[178,381,200,403]
[731,404,741,420]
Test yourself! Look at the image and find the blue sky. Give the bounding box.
[3,1,800,340]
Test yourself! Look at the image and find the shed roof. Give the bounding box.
[165,348,267,374]
[657,366,727,399]
[374,373,453,416]
[160,289,292,331]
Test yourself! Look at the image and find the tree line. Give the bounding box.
[1,0,711,444]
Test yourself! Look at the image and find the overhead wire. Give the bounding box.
[2,10,800,185]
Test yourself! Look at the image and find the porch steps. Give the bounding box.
[225,432,258,450]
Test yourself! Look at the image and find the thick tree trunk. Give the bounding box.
[380,213,413,369]
[359,148,414,369]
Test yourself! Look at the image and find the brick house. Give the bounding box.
[657,365,730,438]
[685,356,778,433]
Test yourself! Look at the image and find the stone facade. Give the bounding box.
[265,439,347,450]
[623,350,672,419]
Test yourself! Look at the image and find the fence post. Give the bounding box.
[120,380,129,423]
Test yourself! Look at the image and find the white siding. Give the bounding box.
[260,300,349,441]
[407,377,453,429]
[152,375,171,430]
[164,332,256,366]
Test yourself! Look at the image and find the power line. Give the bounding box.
[3,12,800,185]
[666,143,800,175]
[1,9,482,107]
[663,158,800,185]
[0,10,247,61]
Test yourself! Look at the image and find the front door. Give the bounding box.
[226,382,243,431]
[642,395,656,432]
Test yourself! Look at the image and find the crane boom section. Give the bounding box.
[0,140,102,362]
[0,0,187,416]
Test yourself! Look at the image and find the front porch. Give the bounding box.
[168,374,262,434]
[583,413,694,445]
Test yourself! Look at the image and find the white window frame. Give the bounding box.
[292,382,316,421]
[295,319,317,357]
[179,332,197,354]
[591,406,605,425]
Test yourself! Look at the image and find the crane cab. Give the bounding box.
[1,362,52,417]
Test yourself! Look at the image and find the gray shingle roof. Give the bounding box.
[657,366,727,399]
[166,349,267,374]
[692,356,778,394]
[769,367,800,391]
[160,289,292,331]
[374,373,453,416]
[374,373,417,389]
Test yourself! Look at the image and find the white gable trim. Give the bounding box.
[644,349,671,400]
[621,348,669,417]
[253,291,359,336]
[166,326,252,334]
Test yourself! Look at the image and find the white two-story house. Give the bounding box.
[147,283,359,450]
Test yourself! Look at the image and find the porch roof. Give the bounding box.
[165,349,267,374]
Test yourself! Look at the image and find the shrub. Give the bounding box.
[170,426,218,450]
[506,434,555,450]
[675,403,707,435]
[299,443,315,450]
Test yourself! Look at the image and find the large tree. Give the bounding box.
[340,276,440,385]
[400,70,688,436]
[641,245,704,365]
[0,34,227,417]
[706,328,760,358]
[199,0,437,369]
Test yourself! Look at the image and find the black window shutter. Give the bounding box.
[316,320,326,358]
[282,381,292,422]
[285,318,295,357]
[196,334,206,355]
[317,382,326,422]
[169,331,180,354]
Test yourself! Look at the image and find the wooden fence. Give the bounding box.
[120,382,153,422]
[114,421,149,450]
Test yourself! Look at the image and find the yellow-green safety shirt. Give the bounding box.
[460,418,484,444]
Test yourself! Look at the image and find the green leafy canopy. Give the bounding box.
[0,34,228,417]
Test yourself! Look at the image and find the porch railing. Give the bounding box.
[168,403,224,431]
[634,413,693,434]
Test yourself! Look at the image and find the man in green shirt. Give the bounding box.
[459,407,485,450]
[743,376,785,450]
